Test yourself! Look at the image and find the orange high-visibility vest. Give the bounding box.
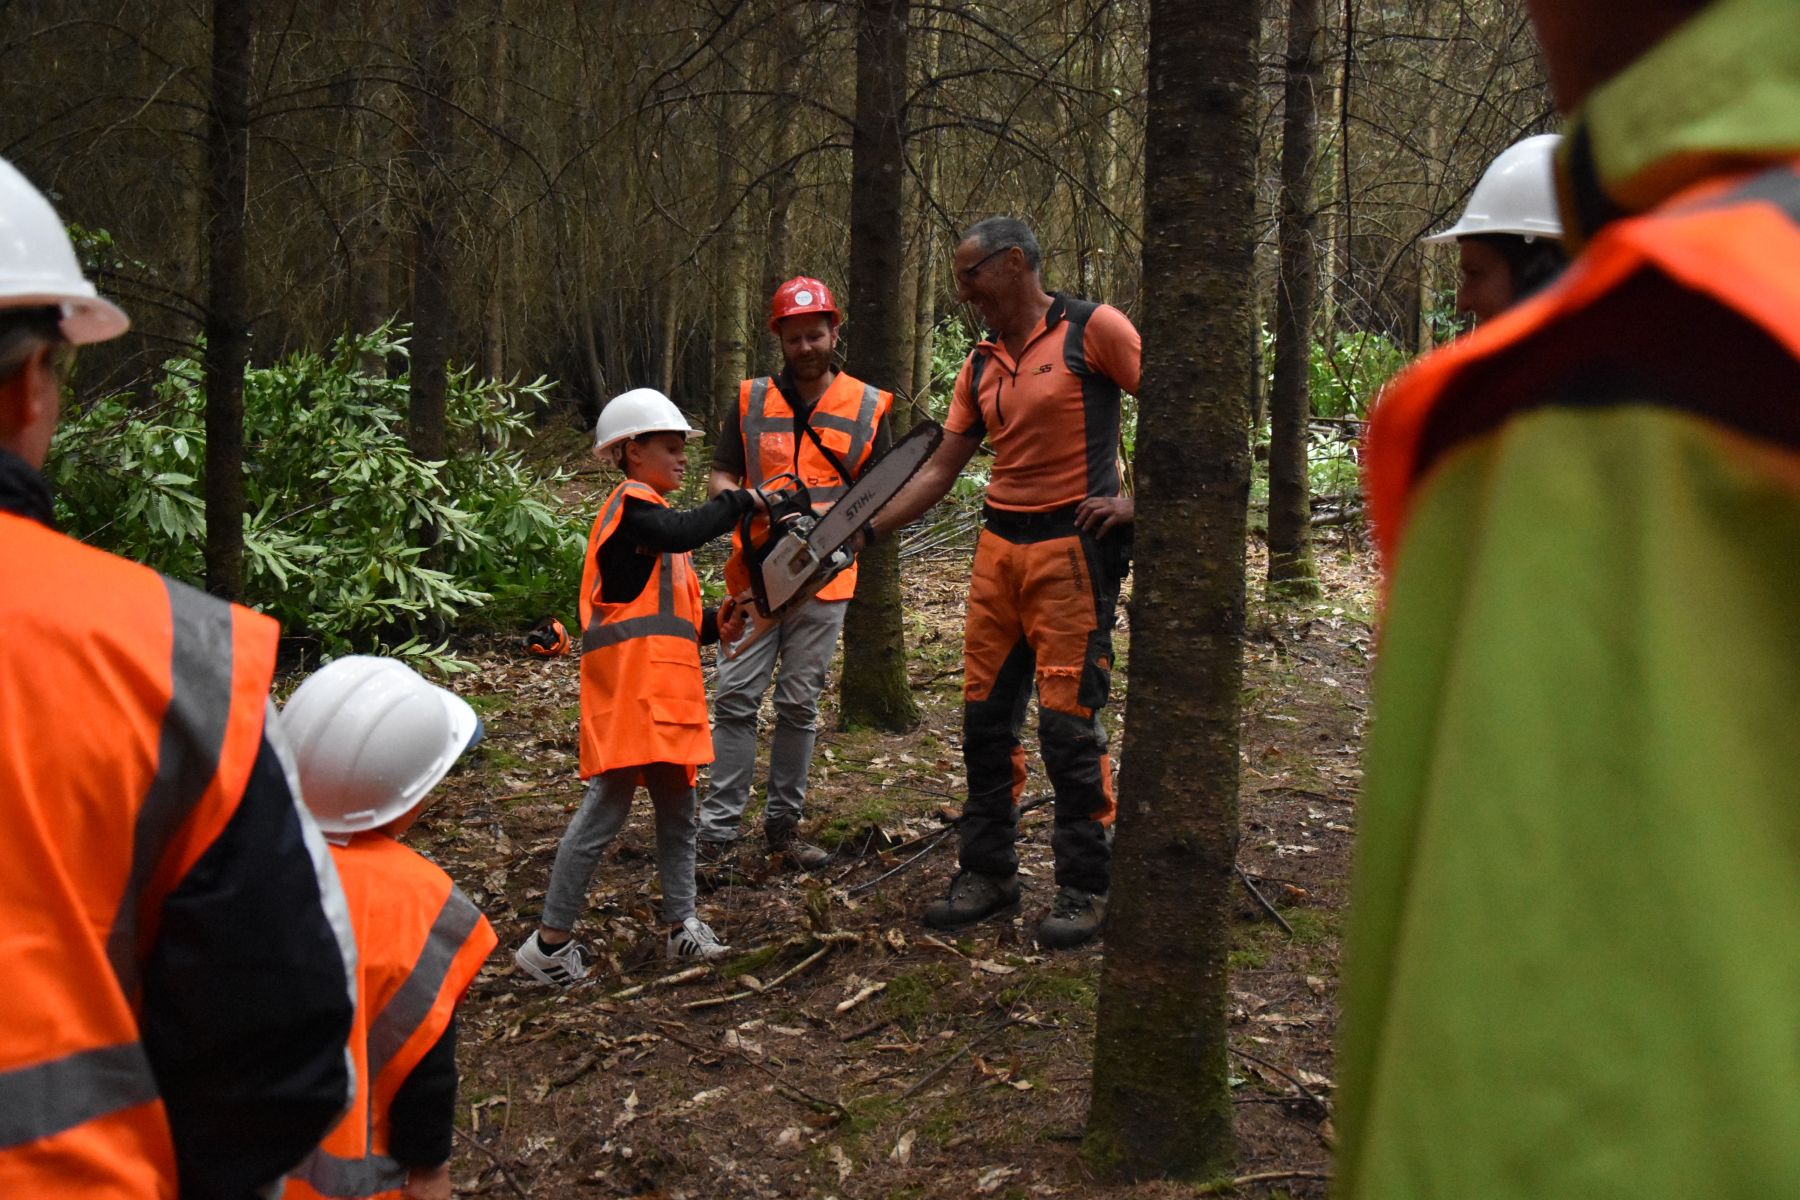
[0,513,280,1198]
[578,479,710,779]
[286,837,494,1200]
[731,370,891,602]
[1367,160,1800,585]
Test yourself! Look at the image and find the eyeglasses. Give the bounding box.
[957,246,1012,285]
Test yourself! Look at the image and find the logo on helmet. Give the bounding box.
[794,290,814,306]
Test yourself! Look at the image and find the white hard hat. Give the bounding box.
[280,656,482,837]
[0,156,129,344]
[1425,133,1564,245]
[594,386,701,452]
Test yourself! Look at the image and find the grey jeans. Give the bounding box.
[542,762,700,930]
[698,597,848,843]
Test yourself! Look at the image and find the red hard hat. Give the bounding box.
[768,276,839,331]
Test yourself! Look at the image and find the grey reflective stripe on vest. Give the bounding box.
[289,1147,408,1198]
[741,377,775,484]
[109,576,239,999]
[0,1042,159,1150]
[580,552,693,652]
[741,377,881,510]
[844,384,881,471]
[367,887,484,1079]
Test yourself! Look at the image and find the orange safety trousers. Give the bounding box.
[959,508,1126,894]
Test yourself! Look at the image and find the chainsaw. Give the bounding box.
[722,419,943,660]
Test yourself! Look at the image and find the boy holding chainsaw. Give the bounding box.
[697,276,894,869]
[514,388,767,984]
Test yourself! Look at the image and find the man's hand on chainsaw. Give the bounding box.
[718,591,750,643]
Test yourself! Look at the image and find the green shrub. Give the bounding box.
[47,324,584,664]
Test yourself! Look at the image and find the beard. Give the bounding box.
[785,353,831,383]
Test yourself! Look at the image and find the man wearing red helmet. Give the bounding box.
[699,276,893,869]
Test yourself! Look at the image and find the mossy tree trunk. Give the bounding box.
[839,0,917,731]
[1267,0,1324,598]
[1084,0,1255,1180]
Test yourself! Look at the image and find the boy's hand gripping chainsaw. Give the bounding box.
[722,419,943,660]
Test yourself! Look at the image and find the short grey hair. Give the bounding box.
[961,216,1041,272]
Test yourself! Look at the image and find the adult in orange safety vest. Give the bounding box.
[0,153,355,1197]
[698,276,893,868]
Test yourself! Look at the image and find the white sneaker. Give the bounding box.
[665,916,731,962]
[513,932,593,986]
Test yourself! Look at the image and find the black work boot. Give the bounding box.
[765,819,831,871]
[1036,886,1107,950]
[923,870,1021,929]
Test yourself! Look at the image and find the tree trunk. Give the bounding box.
[1266,0,1323,598]
[759,7,803,372]
[408,0,456,470]
[838,0,916,732]
[202,0,254,601]
[658,282,679,398]
[906,22,941,428]
[1084,0,1255,1181]
[710,87,752,433]
[480,0,510,381]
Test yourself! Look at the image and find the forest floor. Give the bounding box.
[414,505,1377,1200]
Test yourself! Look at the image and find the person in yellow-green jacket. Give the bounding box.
[1338,0,1800,1196]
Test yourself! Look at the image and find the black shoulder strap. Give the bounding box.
[773,370,856,487]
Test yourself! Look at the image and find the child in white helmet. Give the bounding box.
[279,656,497,1200]
[513,388,769,985]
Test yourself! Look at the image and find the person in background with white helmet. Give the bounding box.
[280,657,498,1200]
[698,275,894,871]
[0,153,357,1195]
[1424,132,1569,326]
[514,387,769,984]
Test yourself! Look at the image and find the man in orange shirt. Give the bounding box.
[869,217,1140,949]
